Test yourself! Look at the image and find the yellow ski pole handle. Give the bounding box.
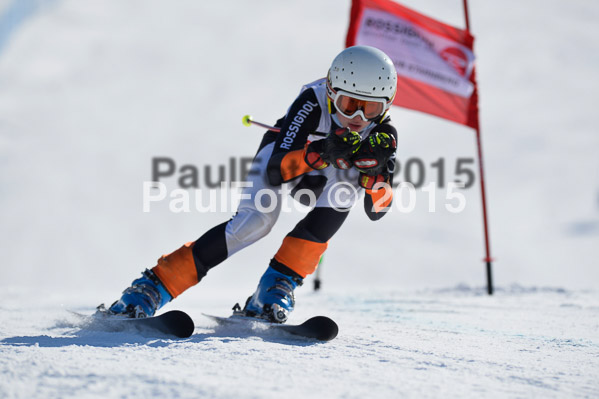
[242,115,280,131]
[242,115,327,137]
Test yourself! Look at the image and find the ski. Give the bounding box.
[203,313,339,342]
[81,309,195,338]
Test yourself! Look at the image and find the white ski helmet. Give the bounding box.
[326,45,397,121]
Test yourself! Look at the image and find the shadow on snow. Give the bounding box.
[0,313,324,348]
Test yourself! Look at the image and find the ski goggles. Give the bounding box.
[332,91,389,121]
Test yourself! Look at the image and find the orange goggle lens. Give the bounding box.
[335,95,385,120]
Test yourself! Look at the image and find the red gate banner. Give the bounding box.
[346,0,479,128]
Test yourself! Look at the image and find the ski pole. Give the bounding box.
[314,255,324,291]
[242,115,327,137]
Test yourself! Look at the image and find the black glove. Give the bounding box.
[304,140,329,170]
[358,173,387,190]
[321,128,362,169]
[352,132,396,175]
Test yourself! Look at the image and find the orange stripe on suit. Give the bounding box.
[280,149,314,182]
[152,242,199,298]
[366,185,393,213]
[274,236,328,278]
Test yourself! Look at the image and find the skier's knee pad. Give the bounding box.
[225,209,277,255]
[274,236,328,278]
[151,242,199,298]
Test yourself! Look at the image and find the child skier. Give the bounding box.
[103,45,398,323]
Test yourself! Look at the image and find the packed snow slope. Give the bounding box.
[0,0,598,398]
[1,287,599,398]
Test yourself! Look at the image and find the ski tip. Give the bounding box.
[162,310,195,338]
[301,316,339,341]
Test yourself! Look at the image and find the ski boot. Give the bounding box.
[241,265,303,323]
[104,269,172,318]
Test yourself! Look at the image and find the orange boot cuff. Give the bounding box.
[274,236,328,278]
[151,242,199,298]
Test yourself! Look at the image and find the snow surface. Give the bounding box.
[1,287,598,398]
[1,0,598,397]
